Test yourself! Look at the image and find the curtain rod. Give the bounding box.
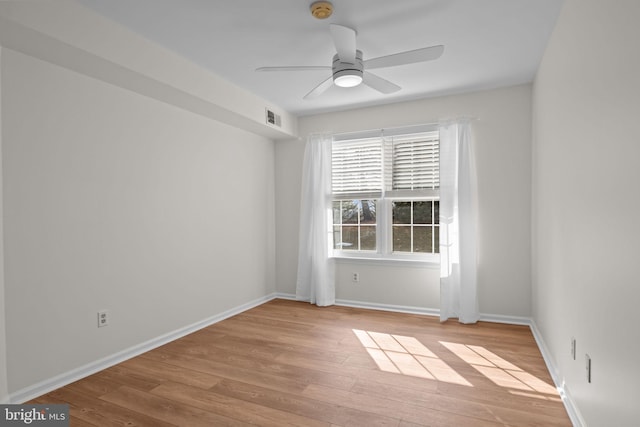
[332,123,435,140]
[331,117,477,141]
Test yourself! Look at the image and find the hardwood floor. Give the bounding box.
[31,299,572,426]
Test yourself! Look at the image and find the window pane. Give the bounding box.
[361,226,376,250]
[434,226,440,253]
[333,226,342,249]
[393,226,411,252]
[413,201,432,224]
[392,202,411,224]
[341,226,358,250]
[434,201,439,224]
[342,200,358,224]
[333,201,341,224]
[361,200,376,224]
[414,226,433,253]
[333,199,378,252]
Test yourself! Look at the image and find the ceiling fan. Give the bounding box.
[256,24,444,99]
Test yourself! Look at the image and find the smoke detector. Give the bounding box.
[310,1,333,19]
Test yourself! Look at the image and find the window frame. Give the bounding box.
[330,127,440,264]
[331,199,378,252]
[332,197,440,263]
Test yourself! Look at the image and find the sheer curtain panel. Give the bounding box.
[296,133,336,306]
[439,119,479,323]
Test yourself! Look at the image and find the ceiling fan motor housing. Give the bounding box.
[332,50,364,87]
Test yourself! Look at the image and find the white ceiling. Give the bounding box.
[77,0,564,116]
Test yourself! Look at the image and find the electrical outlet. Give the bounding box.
[97,310,109,328]
[570,337,576,360]
[352,272,359,282]
[585,354,591,383]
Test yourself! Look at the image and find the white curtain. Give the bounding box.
[439,119,479,323]
[295,133,335,306]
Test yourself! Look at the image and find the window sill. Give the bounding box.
[331,255,440,269]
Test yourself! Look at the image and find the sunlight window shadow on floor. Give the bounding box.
[352,329,472,386]
[439,341,562,402]
[353,329,561,402]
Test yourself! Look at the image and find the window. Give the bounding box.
[331,129,439,261]
[332,199,377,251]
[392,200,439,253]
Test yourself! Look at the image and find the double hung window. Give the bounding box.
[331,129,439,261]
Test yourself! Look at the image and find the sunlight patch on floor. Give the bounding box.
[352,329,472,386]
[353,329,559,398]
[440,341,559,396]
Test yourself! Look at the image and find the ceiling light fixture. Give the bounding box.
[334,71,363,88]
[310,1,333,19]
[332,50,364,87]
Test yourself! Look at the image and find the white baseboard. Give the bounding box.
[530,320,585,427]
[277,293,440,316]
[274,292,297,301]
[276,292,440,316]
[335,298,440,317]
[278,293,530,324]
[479,313,532,326]
[9,293,279,404]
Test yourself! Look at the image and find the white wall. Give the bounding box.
[1,47,276,395]
[0,47,8,403]
[532,1,640,425]
[276,85,532,317]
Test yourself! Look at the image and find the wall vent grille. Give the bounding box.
[265,108,281,127]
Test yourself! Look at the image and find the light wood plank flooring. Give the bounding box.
[31,299,572,426]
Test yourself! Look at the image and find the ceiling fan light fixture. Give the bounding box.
[332,50,364,88]
[310,1,333,19]
[334,71,363,87]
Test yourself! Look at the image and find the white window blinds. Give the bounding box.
[391,131,440,191]
[331,130,439,198]
[331,138,383,197]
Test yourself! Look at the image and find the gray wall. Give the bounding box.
[532,0,640,424]
[276,85,533,318]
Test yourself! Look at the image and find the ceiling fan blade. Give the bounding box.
[256,66,331,72]
[363,72,401,94]
[330,24,357,63]
[365,45,444,69]
[303,76,334,99]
